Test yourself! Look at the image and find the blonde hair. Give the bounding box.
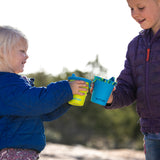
[0,26,28,55]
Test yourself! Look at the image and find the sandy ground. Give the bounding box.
[39,143,145,160]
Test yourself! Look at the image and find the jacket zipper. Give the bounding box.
[146,48,150,62]
[145,47,153,120]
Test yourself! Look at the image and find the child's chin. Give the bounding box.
[16,69,23,74]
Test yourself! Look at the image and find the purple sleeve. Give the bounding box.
[105,40,137,109]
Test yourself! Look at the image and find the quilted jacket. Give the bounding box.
[106,29,160,133]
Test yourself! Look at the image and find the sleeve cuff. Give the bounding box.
[106,103,112,106]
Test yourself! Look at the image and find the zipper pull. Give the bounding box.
[146,48,150,62]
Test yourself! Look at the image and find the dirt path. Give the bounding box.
[39,143,145,160]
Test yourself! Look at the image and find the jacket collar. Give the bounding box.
[139,28,160,46]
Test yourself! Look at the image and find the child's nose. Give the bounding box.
[132,10,139,19]
[25,53,29,59]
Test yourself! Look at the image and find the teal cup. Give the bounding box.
[91,76,117,106]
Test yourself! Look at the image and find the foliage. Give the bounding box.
[26,56,143,150]
[86,55,107,79]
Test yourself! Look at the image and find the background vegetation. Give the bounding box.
[26,56,143,150]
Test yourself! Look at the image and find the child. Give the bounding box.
[100,0,160,160]
[0,26,88,160]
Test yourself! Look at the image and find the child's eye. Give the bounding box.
[138,7,145,10]
[20,50,25,53]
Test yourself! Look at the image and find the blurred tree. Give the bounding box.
[27,71,55,86]
[25,62,143,150]
[86,55,107,79]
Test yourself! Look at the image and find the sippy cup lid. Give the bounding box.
[68,74,92,87]
[93,76,117,86]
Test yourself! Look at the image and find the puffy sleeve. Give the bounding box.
[105,37,139,109]
[0,74,73,117]
[40,103,71,121]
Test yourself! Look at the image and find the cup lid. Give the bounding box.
[68,74,92,86]
[93,76,117,86]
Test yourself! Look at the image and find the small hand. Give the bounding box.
[90,83,94,94]
[107,87,115,103]
[69,80,88,96]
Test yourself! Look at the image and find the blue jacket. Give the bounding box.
[0,72,73,152]
[106,29,160,133]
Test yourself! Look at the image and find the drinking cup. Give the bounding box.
[91,76,116,106]
[68,74,91,106]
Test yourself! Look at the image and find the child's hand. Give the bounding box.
[69,80,88,96]
[90,83,94,94]
[107,87,115,103]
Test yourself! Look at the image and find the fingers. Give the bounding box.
[69,80,89,96]
[77,91,86,96]
[90,83,94,94]
[74,80,88,87]
[75,80,88,86]
[76,81,88,95]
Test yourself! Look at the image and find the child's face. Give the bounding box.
[127,0,160,34]
[2,39,28,74]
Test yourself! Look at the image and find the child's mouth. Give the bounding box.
[138,19,145,24]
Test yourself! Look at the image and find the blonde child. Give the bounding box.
[0,26,87,160]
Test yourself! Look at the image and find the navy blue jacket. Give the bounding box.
[0,72,73,152]
[106,29,160,133]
